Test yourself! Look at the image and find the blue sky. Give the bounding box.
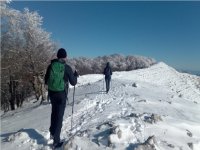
[10,1,200,71]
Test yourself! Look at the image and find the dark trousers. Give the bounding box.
[105,76,111,93]
[49,91,66,144]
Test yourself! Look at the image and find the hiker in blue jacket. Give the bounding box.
[103,62,112,93]
[45,48,78,148]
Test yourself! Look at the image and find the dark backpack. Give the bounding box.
[104,67,111,76]
[48,62,65,91]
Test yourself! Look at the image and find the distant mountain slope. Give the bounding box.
[113,62,200,102]
[178,69,200,76]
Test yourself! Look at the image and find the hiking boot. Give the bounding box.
[53,141,64,148]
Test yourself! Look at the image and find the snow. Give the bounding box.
[1,62,200,150]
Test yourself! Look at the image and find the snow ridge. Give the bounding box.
[1,62,200,150]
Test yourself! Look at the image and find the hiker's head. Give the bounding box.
[106,62,110,66]
[57,48,67,60]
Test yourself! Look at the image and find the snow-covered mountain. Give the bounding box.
[1,62,200,150]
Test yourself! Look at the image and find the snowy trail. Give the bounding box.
[1,62,200,150]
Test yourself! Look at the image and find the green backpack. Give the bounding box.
[48,62,65,91]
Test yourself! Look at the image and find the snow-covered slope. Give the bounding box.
[1,62,200,150]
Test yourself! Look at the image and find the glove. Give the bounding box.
[74,70,79,77]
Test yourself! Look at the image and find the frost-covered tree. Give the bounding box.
[67,54,156,75]
[1,3,56,111]
[21,8,56,74]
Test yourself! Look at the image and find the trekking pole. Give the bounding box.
[110,78,112,89]
[103,75,104,91]
[67,85,70,105]
[71,86,75,130]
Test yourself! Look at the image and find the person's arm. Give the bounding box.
[65,65,77,86]
[110,67,112,75]
[44,65,51,85]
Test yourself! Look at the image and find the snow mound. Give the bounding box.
[108,120,138,146]
[134,135,158,150]
[5,129,29,142]
[143,113,163,124]
[64,136,102,150]
[3,128,47,149]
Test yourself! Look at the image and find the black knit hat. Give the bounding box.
[57,48,67,58]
